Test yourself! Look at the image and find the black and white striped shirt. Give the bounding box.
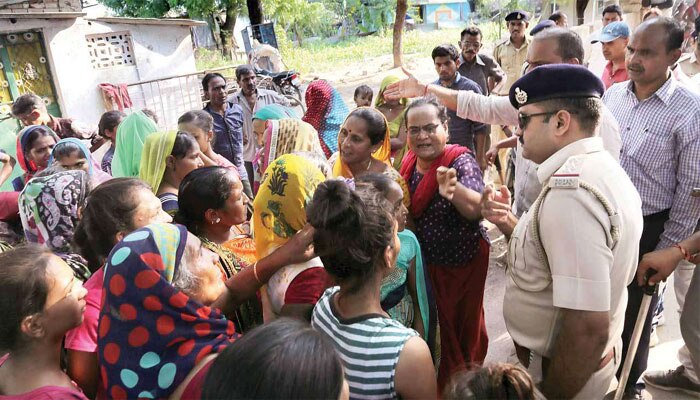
[312,287,418,400]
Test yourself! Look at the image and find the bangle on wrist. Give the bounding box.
[674,243,692,261]
[252,262,262,284]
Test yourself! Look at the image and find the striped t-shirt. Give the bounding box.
[312,286,418,400]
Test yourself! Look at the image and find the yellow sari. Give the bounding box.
[253,154,326,319]
[376,75,409,169]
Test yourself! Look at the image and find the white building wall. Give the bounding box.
[0,18,200,129]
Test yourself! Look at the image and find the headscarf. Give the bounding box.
[253,154,326,317]
[252,104,299,121]
[399,144,470,218]
[15,125,60,178]
[139,131,177,193]
[302,80,349,158]
[111,111,158,178]
[332,107,392,179]
[255,119,324,185]
[375,75,407,108]
[98,223,237,399]
[49,138,112,184]
[18,170,91,280]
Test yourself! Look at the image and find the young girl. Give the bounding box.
[49,138,112,185]
[139,131,204,216]
[355,173,435,346]
[177,110,239,177]
[96,110,125,175]
[0,245,89,399]
[309,180,436,399]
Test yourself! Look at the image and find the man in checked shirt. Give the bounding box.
[602,17,700,400]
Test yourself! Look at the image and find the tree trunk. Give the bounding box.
[393,0,408,68]
[247,0,264,25]
[292,23,303,46]
[220,5,239,59]
[576,0,588,24]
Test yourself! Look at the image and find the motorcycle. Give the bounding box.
[254,68,305,113]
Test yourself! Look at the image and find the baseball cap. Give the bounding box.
[590,21,630,44]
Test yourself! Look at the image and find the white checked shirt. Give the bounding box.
[603,77,700,250]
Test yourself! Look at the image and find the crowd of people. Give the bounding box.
[0,6,698,400]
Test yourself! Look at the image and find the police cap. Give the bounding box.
[509,64,605,109]
[505,10,530,22]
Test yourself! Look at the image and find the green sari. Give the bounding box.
[111,111,159,177]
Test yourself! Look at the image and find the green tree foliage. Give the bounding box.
[264,0,333,45]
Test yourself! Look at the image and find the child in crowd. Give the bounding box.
[96,110,125,175]
[354,84,374,107]
[444,363,543,400]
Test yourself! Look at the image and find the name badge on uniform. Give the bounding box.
[549,174,580,189]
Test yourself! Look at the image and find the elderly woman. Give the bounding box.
[49,138,112,185]
[139,131,204,216]
[302,80,349,158]
[97,221,315,399]
[332,107,410,208]
[376,75,410,169]
[399,97,489,391]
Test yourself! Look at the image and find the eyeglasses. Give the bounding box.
[460,41,481,48]
[517,110,578,130]
[517,111,556,130]
[408,123,440,136]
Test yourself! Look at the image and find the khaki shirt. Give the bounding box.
[679,53,700,78]
[503,137,643,359]
[492,37,530,95]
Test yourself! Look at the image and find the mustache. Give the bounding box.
[627,64,644,72]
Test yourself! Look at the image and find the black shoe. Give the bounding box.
[643,366,700,398]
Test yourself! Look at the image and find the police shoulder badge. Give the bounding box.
[515,87,528,105]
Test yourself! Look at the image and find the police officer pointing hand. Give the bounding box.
[481,65,644,399]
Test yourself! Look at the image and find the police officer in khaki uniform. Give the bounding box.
[481,65,644,399]
[493,10,531,96]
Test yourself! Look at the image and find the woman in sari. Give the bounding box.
[253,118,324,192]
[66,178,172,399]
[12,125,60,191]
[139,131,204,216]
[376,75,410,170]
[49,138,112,186]
[399,97,489,391]
[252,104,298,144]
[332,107,410,209]
[111,110,159,177]
[302,80,349,158]
[18,169,91,281]
[253,154,329,322]
[98,223,236,399]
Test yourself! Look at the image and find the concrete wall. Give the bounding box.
[0,18,199,129]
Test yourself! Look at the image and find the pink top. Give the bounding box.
[214,153,240,180]
[65,267,104,352]
[602,61,628,89]
[0,355,88,400]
